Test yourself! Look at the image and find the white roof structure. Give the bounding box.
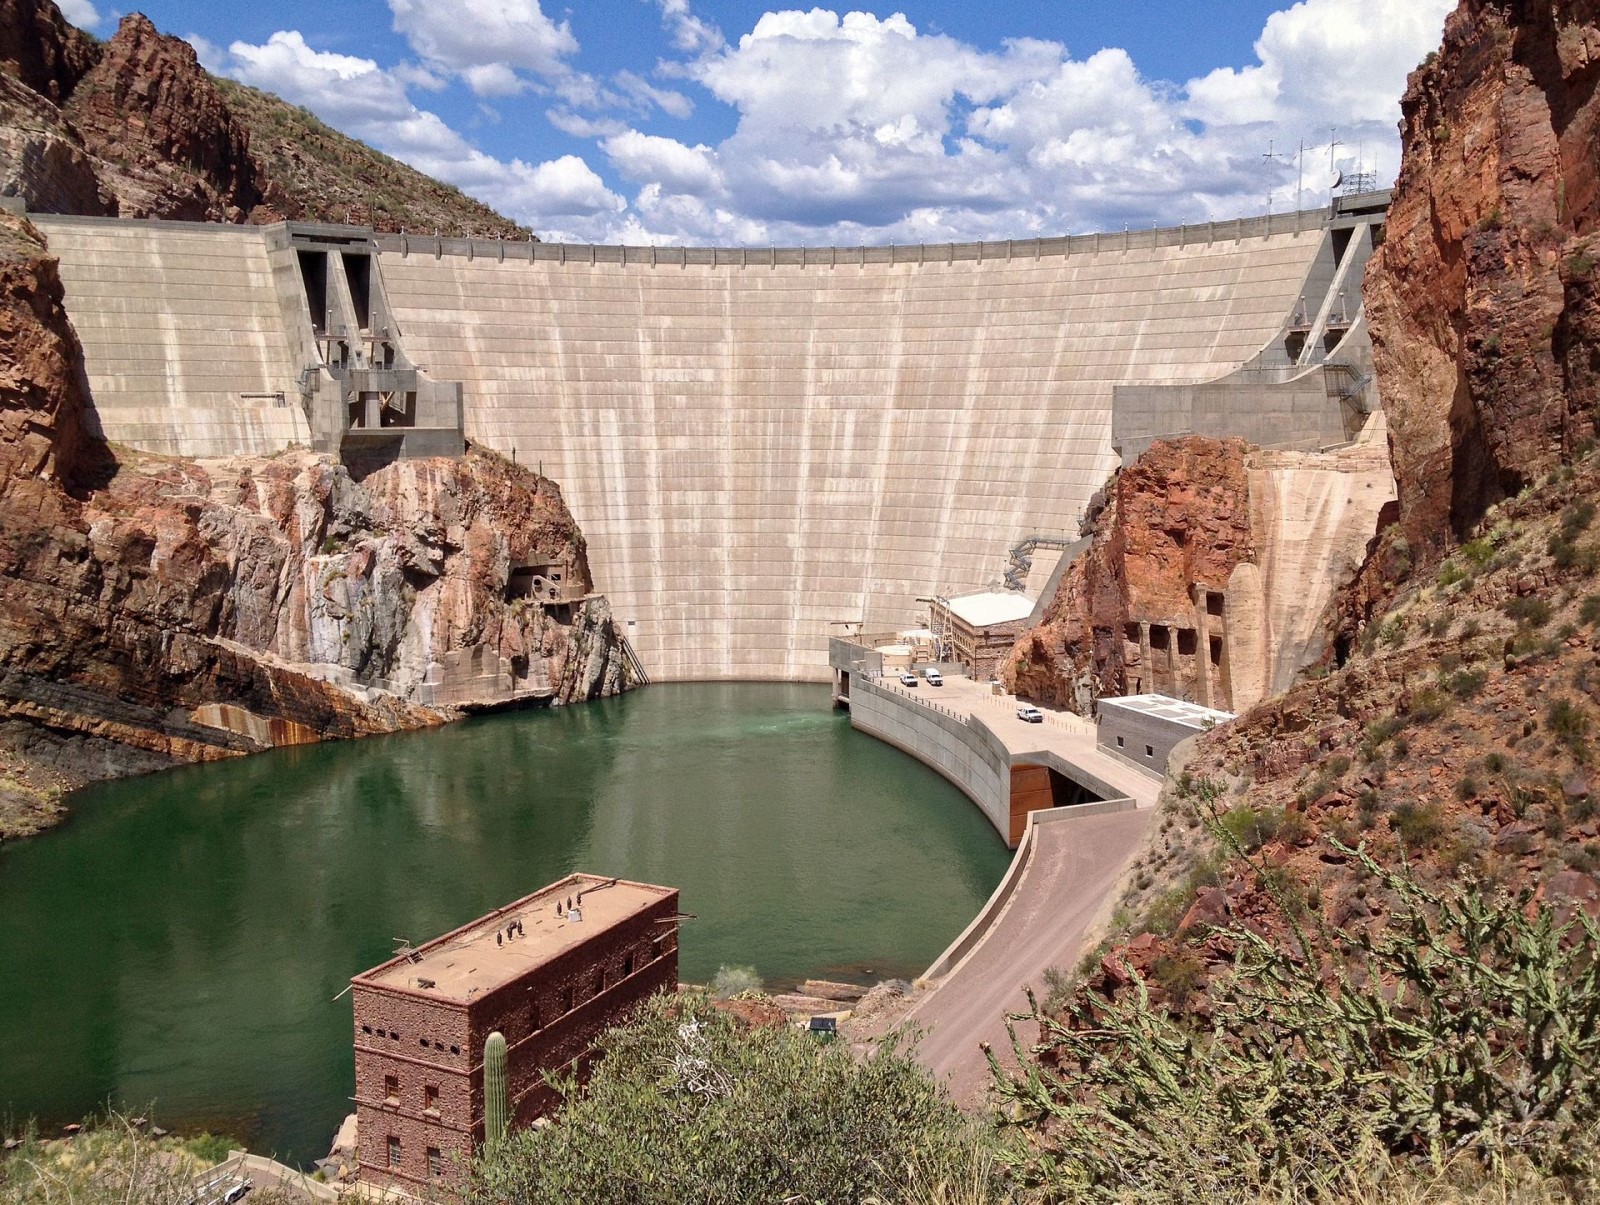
[1098,694,1235,730]
[944,591,1035,629]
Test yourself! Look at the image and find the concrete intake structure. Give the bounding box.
[33,204,1383,683]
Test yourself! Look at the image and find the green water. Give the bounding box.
[0,683,1007,1163]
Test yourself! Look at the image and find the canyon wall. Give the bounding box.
[1004,433,1393,715]
[0,212,627,831]
[1366,0,1600,559]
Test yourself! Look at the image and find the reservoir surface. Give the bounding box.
[0,683,1007,1163]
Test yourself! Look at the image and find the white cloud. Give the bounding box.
[602,131,721,195]
[581,0,1453,245]
[221,31,623,223]
[653,0,723,56]
[190,0,1456,246]
[388,0,578,88]
[55,0,99,29]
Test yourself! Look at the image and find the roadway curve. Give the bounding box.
[904,807,1153,1107]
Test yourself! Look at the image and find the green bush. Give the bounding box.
[991,849,1600,1200]
[468,992,1001,1204]
[1582,595,1600,626]
[1217,805,1283,853]
[1392,799,1446,851]
[1505,596,1554,628]
[1444,668,1488,700]
[709,965,762,999]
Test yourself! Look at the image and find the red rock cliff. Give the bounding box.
[1367,0,1600,559]
[0,212,628,829]
[63,13,262,221]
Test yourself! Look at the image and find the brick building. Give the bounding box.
[931,590,1035,680]
[350,874,680,1196]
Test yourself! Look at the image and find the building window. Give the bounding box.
[1116,736,1124,748]
[1145,745,1155,758]
[383,1074,399,1104]
[419,1037,429,1048]
[624,953,634,977]
[361,1024,371,1034]
[652,936,664,959]
[387,1136,401,1169]
[450,1044,460,1055]
[427,1147,442,1178]
[424,1084,439,1113]
[562,985,575,1013]
[528,1004,541,1032]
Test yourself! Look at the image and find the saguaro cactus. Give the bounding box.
[484,1030,509,1145]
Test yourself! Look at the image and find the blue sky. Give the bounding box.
[57,0,1455,243]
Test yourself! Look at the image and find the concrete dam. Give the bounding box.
[33,198,1385,683]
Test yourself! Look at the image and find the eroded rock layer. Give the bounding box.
[1004,434,1394,715]
[0,212,626,831]
[1366,0,1600,558]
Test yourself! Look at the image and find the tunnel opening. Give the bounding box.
[1008,762,1106,845]
[298,251,328,335]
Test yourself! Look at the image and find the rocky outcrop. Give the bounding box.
[0,73,108,215]
[63,14,261,221]
[1004,438,1254,712]
[0,211,627,830]
[1004,436,1394,715]
[0,0,95,103]
[0,0,529,237]
[1366,0,1600,560]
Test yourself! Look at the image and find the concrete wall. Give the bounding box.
[34,215,310,456]
[849,675,1013,837]
[36,211,1334,681]
[1096,703,1200,775]
[377,216,1329,681]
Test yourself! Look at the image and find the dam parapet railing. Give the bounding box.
[372,206,1331,268]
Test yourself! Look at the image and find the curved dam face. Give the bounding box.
[35,211,1337,682]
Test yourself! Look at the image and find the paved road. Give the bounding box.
[904,806,1154,1107]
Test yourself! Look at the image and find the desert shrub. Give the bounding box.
[1445,668,1488,700]
[1437,560,1468,588]
[1380,618,1407,648]
[1547,698,1592,760]
[1405,686,1451,724]
[468,992,1001,1205]
[1506,596,1555,628]
[991,850,1600,1200]
[1362,715,1406,760]
[709,965,762,999]
[1217,804,1282,853]
[1462,537,1496,567]
[1277,809,1313,845]
[1392,799,1446,851]
[1148,951,1206,1009]
[1581,595,1600,626]
[1564,500,1597,539]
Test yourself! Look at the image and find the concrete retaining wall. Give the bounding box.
[921,800,1133,981]
[849,675,1012,836]
[377,219,1330,681]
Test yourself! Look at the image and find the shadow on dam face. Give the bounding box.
[32,210,1354,686]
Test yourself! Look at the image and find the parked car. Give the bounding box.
[898,672,919,687]
[922,668,944,686]
[1016,704,1044,723]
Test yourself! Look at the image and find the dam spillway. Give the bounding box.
[33,208,1363,682]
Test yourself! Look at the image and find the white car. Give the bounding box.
[898,672,919,687]
[922,668,943,686]
[1016,705,1044,723]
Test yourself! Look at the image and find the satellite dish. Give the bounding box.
[1327,170,1344,191]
